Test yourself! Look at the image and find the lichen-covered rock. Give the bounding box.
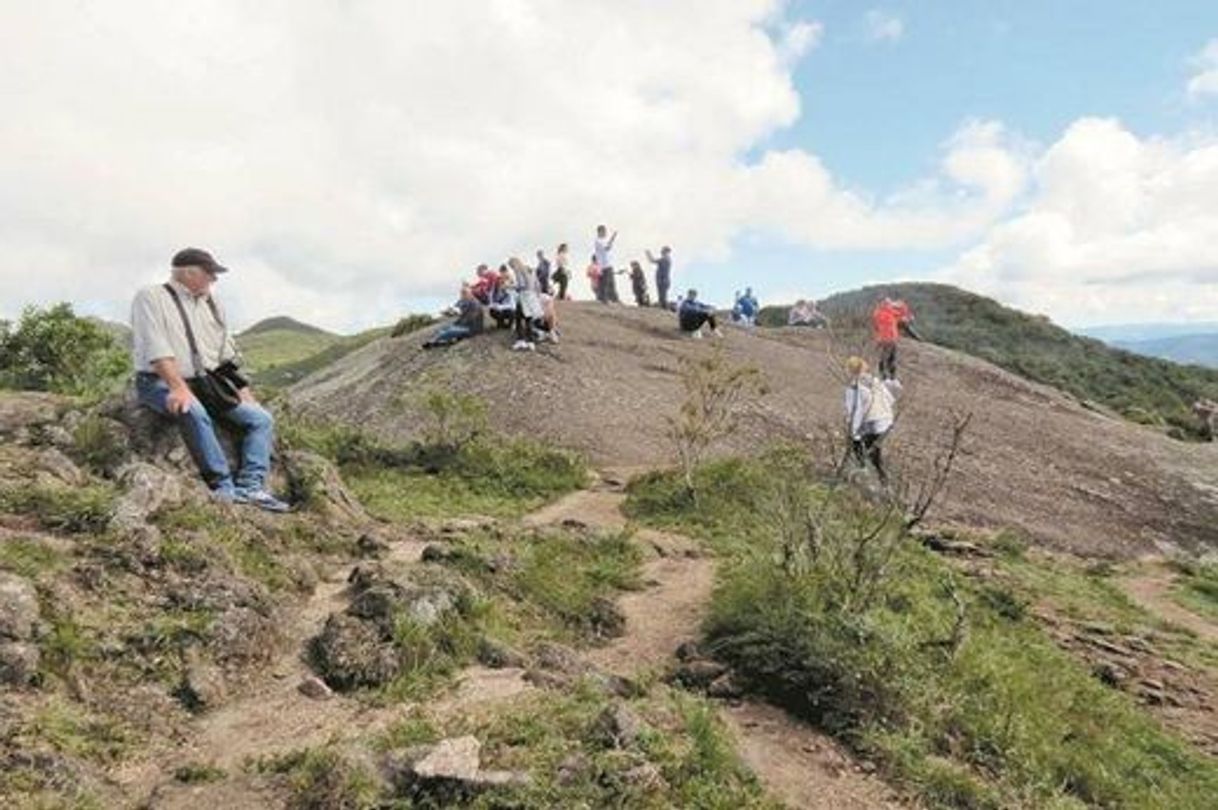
[475,638,528,670]
[109,462,185,536]
[35,448,88,486]
[0,392,68,440]
[593,703,645,749]
[0,572,40,641]
[310,613,401,690]
[281,450,366,523]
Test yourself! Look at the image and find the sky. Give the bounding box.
[3,0,1218,332]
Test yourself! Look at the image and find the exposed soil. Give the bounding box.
[290,302,1218,559]
[1123,563,1218,645]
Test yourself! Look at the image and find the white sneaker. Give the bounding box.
[712,328,725,338]
[512,339,528,351]
[550,330,560,345]
[691,328,703,340]
[526,341,536,351]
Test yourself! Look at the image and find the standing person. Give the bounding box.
[646,246,672,309]
[843,356,900,484]
[737,287,759,328]
[553,243,571,300]
[535,249,553,295]
[629,261,650,307]
[130,248,289,511]
[594,225,620,304]
[677,289,723,339]
[424,282,485,348]
[586,254,602,301]
[509,257,548,351]
[872,295,914,381]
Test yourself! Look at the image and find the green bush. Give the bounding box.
[628,460,1218,808]
[0,303,129,397]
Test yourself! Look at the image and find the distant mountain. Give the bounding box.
[239,316,335,338]
[1078,322,1218,344]
[1111,334,1218,369]
[761,282,1218,438]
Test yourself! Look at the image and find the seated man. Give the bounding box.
[487,270,516,329]
[788,298,829,328]
[424,282,485,348]
[677,289,723,339]
[130,248,289,511]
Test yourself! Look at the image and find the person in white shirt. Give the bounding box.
[131,248,288,511]
[843,356,901,484]
[593,225,620,304]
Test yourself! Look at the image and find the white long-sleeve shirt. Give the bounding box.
[844,375,900,439]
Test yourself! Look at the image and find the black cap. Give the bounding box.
[171,247,228,275]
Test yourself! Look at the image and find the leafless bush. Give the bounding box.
[667,345,766,502]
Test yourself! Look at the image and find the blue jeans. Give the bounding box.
[431,324,473,345]
[136,373,274,495]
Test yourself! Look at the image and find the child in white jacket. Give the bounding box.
[844,356,902,484]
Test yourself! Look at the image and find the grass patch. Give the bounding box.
[0,481,116,533]
[173,763,227,784]
[629,459,1218,809]
[20,699,139,766]
[252,746,381,810]
[424,526,644,647]
[0,536,68,579]
[1169,559,1218,623]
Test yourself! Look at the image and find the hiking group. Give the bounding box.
[424,223,741,350]
[128,240,912,512]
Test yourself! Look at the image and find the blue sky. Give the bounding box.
[684,1,1218,326]
[3,1,1218,332]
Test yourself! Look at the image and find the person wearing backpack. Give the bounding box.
[844,356,901,484]
[130,248,289,511]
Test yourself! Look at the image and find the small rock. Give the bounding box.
[476,638,528,670]
[0,573,40,641]
[413,736,481,781]
[674,641,702,661]
[178,654,226,712]
[0,641,41,686]
[587,597,627,639]
[706,673,744,700]
[356,533,389,558]
[310,613,401,691]
[670,659,729,690]
[1093,661,1130,688]
[297,675,334,700]
[36,448,87,486]
[621,762,665,791]
[594,703,645,749]
[560,518,589,530]
[523,668,570,691]
[556,753,589,786]
[531,642,588,675]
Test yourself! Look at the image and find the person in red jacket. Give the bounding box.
[872,296,914,381]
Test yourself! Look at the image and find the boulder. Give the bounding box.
[109,462,186,539]
[0,572,40,641]
[310,613,401,690]
[35,448,88,486]
[297,674,334,701]
[475,638,528,670]
[281,450,365,523]
[386,736,530,801]
[413,736,481,781]
[0,392,67,440]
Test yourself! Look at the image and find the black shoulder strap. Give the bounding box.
[162,283,204,376]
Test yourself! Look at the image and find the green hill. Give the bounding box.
[239,316,335,338]
[250,325,392,388]
[236,326,341,377]
[764,282,1218,438]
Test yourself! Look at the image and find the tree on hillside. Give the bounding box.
[0,303,129,397]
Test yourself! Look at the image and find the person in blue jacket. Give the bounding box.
[677,289,723,339]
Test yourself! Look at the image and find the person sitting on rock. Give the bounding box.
[1194,398,1217,441]
[629,260,650,307]
[487,269,516,330]
[736,287,759,328]
[677,289,722,339]
[844,356,901,485]
[424,282,485,348]
[788,298,829,328]
[130,248,289,511]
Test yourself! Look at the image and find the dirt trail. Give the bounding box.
[1123,563,1218,644]
[527,482,907,809]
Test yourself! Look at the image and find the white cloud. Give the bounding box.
[942,117,1218,325]
[1187,38,1218,100]
[1,1,1013,332]
[864,10,904,44]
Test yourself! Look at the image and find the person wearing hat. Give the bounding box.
[130,248,289,511]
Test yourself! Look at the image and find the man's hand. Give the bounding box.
[166,385,196,415]
[238,386,256,405]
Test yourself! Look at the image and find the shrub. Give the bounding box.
[0,482,116,533]
[0,303,129,397]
